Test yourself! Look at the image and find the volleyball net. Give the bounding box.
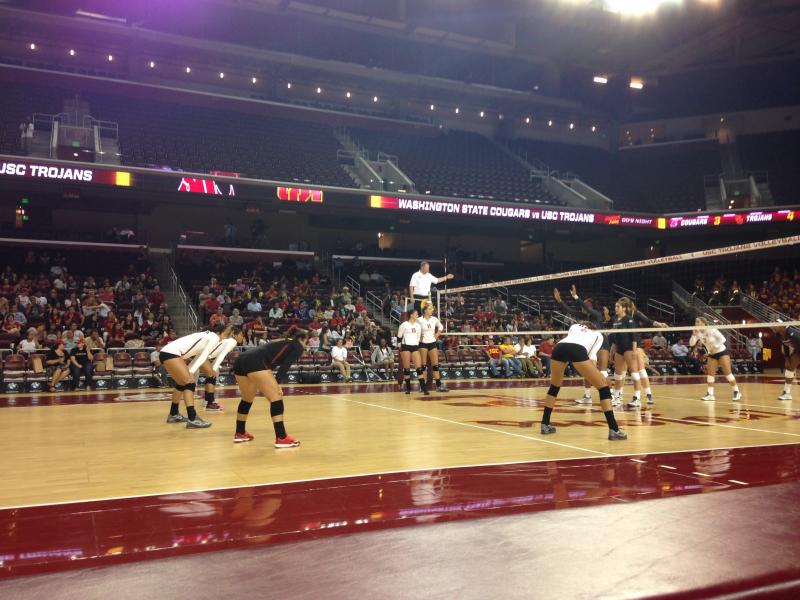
[430,235,800,368]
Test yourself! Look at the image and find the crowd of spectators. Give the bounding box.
[0,249,176,388]
[693,268,800,319]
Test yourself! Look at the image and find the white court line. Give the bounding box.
[322,394,613,458]
[655,391,795,413]
[728,479,749,485]
[653,414,800,438]
[693,472,711,477]
[659,465,677,470]
[3,438,799,511]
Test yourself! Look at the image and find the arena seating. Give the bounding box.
[348,127,562,204]
[738,130,800,204]
[508,138,722,212]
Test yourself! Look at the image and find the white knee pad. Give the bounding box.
[725,373,736,383]
[600,370,609,379]
[786,370,796,380]
[631,372,641,382]
[638,369,648,378]
[706,375,715,385]
[614,372,626,382]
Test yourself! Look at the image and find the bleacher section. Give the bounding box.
[508,138,722,212]
[738,130,800,204]
[349,127,562,204]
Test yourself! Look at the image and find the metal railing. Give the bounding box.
[516,294,541,315]
[740,295,790,324]
[168,266,198,332]
[552,310,576,328]
[345,275,361,298]
[647,298,675,320]
[613,283,636,300]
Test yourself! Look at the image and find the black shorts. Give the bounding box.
[709,349,729,360]
[401,344,420,353]
[159,351,180,363]
[419,341,438,351]
[233,351,270,377]
[784,344,797,359]
[552,342,590,363]
[615,342,634,354]
[600,334,611,353]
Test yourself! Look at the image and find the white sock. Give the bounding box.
[645,387,652,395]
[732,385,740,393]
[634,391,641,399]
[786,383,793,394]
[707,386,714,396]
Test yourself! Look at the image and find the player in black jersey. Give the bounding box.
[231,329,307,447]
[610,298,640,406]
[776,325,800,401]
[624,298,668,407]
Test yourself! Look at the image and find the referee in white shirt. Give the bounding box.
[409,261,454,314]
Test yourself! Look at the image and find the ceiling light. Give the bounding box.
[148,60,155,68]
[591,125,597,132]
[69,49,76,56]
[548,120,553,127]
[455,107,460,114]
[316,87,322,94]
[346,91,351,98]
[251,77,257,84]
[107,54,113,61]
[629,78,644,90]
[480,111,485,118]
[373,96,378,103]
[430,104,435,111]
[287,82,292,89]
[569,123,575,130]
[219,72,225,79]
[593,75,608,84]
[185,66,191,74]
[29,43,36,50]
[525,117,531,124]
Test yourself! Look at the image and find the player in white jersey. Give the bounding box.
[419,301,448,393]
[397,308,429,395]
[160,325,242,428]
[690,317,742,402]
[539,322,627,441]
[199,335,243,412]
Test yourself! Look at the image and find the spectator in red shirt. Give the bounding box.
[204,296,220,323]
[148,285,165,308]
[209,307,228,328]
[538,336,555,376]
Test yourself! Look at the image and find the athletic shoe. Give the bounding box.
[275,435,300,448]
[608,429,628,441]
[575,396,593,405]
[540,423,556,435]
[186,417,212,429]
[628,398,641,408]
[701,393,715,402]
[611,397,622,408]
[166,414,187,424]
[646,394,654,405]
[404,388,411,395]
[732,391,743,402]
[778,392,792,401]
[421,387,431,396]
[233,432,254,443]
[205,402,223,411]
[436,383,449,392]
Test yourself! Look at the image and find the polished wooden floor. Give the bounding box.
[1,376,797,508]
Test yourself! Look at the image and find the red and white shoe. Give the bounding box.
[233,431,255,443]
[205,402,224,411]
[275,435,300,448]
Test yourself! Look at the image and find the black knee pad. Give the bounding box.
[431,366,440,374]
[599,386,612,401]
[204,376,217,386]
[547,384,560,398]
[184,382,196,392]
[237,399,253,414]
[403,368,411,378]
[416,368,425,378]
[270,399,284,417]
